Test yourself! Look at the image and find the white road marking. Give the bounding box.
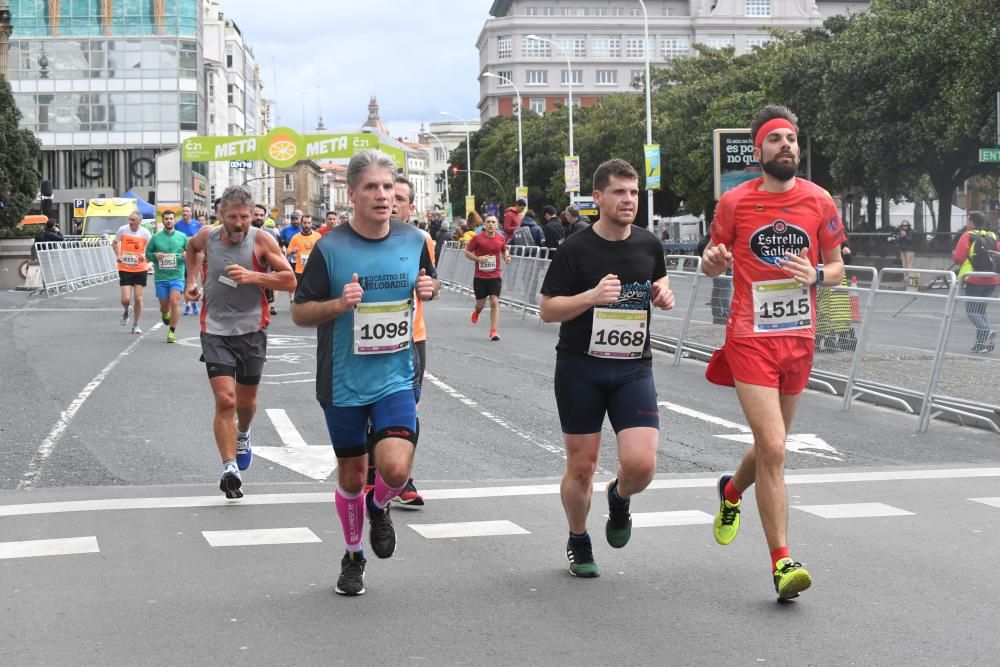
[3,468,1000,517]
[18,327,158,490]
[630,510,714,527]
[202,527,321,547]
[0,536,99,560]
[657,401,846,462]
[255,409,337,481]
[793,502,914,519]
[409,520,530,539]
[260,378,313,385]
[263,372,311,378]
[424,371,569,461]
[969,497,1000,509]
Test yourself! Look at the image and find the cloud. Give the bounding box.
[223,0,493,136]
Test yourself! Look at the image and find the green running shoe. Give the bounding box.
[167,330,176,343]
[713,474,741,545]
[773,558,812,600]
[605,478,632,548]
[566,538,599,578]
[162,311,170,325]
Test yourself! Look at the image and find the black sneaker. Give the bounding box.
[566,537,600,578]
[391,478,425,507]
[335,551,366,596]
[605,478,632,548]
[366,489,396,559]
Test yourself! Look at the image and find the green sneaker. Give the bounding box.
[773,558,812,600]
[566,538,599,578]
[605,478,632,548]
[161,311,170,325]
[167,330,176,343]
[713,474,741,545]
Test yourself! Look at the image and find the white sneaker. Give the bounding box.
[120,305,131,326]
[131,324,142,334]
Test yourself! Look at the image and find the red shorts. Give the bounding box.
[706,336,814,395]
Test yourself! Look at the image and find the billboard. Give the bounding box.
[713,128,810,200]
[181,128,400,169]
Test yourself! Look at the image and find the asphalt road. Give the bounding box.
[1,283,999,665]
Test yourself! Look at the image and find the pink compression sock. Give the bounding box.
[372,472,407,510]
[335,486,365,552]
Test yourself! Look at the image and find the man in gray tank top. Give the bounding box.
[185,185,296,498]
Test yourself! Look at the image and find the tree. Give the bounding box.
[0,74,41,229]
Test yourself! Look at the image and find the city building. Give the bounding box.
[274,160,324,220]
[320,162,348,214]
[202,1,268,208]
[478,0,870,121]
[6,0,207,224]
[418,119,482,210]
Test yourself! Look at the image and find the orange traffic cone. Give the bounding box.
[849,275,861,321]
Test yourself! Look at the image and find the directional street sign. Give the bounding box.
[980,148,1000,163]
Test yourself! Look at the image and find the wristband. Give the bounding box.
[814,267,824,286]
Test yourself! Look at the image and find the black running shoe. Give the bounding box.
[605,478,632,548]
[391,479,424,507]
[366,489,396,559]
[566,537,600,578]
[335,551,366,596]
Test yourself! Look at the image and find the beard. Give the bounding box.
[762,153,798,181]
[226,228,246,243]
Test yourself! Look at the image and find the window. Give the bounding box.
[180,92,198,131]
[434,147,447,161]
[613,7,625,16]
[226,53,232,68]
[629,7,641,16]
[576,7,589,16]
[522,36,550,57]
[630,69,644,86]
[283,173,294,191]
[557,35,587,58]
[560,7,573,15]
[560,69,583,85]
[660,36,690,59]
[625,37,648,59]
[526,6,538,15]
[526,69,548,85]
[227,84,234,104]
[497,35,512,59]
[705,34,735,50]
[745,0,771,17]
[542,6,555,16]
[591,37,621,58]
[594,7,608,16]
[663,6,675,15]
[745,35,772,50]
[529,98,545,114]
[496,70,513,86]
[207,74,215,102]
[596,69,618,85]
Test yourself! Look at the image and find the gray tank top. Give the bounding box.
[204,226,267,336]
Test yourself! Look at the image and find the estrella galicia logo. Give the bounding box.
[749,220,810,266]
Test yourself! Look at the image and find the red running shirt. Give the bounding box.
[467,232,507,279]
[711,177,846,339]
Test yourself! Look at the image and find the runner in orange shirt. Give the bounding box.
[112,211,152,334]
[285,214,318,290]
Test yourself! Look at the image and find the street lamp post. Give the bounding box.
[525,34,574,160]
[412,127,451,210]
[440,111,472,198]
[482,72,523,191]
[637,0,654,229]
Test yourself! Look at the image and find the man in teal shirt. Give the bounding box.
[145,210,188,343]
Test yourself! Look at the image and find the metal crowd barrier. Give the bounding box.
[439,241,1000,433]
[34,240,118,296]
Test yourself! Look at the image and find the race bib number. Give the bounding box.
[354,299,412,355]
[121,252,139,267]
[158,255,177,269]
[588,308,647,358]
[300,254,309,267]
[752,278,812,333]
[479,255,497,272]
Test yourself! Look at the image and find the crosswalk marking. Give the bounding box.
[792,502,914,519]
[631,510,714,527]
[202,527,322,547]
[409,520,530,539]
[969,497,1000,509]
[0,536,99,560]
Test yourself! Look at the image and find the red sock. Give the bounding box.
[770,546,791,571]
[723,478,741,504]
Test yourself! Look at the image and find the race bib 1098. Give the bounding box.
[353,299,412,355]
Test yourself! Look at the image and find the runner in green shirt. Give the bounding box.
[145,210,189,343]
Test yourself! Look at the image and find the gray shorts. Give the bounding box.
[199,330,267,384]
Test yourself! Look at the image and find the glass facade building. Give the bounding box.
[8,0,207,225]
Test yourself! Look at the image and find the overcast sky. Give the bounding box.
[226,0,494,141]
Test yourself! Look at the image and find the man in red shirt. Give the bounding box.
[503,199,526,242]
[701,104,846,601]
[952,210,1000,353]
[465,214,511,341]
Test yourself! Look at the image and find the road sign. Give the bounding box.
[73,199,86,217]
[979,148,1000,163]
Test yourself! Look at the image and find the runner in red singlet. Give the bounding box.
[701,105,846,601]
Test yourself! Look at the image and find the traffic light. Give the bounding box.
[450,165,459,176]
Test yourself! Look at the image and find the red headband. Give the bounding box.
[754,118,798,148]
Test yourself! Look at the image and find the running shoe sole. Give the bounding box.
[335,554,367,596]
[220,472,243,499]
[776,568,812,600]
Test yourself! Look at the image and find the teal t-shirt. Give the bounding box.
[145,230,188,282]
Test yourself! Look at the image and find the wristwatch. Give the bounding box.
[814,267,825,286]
